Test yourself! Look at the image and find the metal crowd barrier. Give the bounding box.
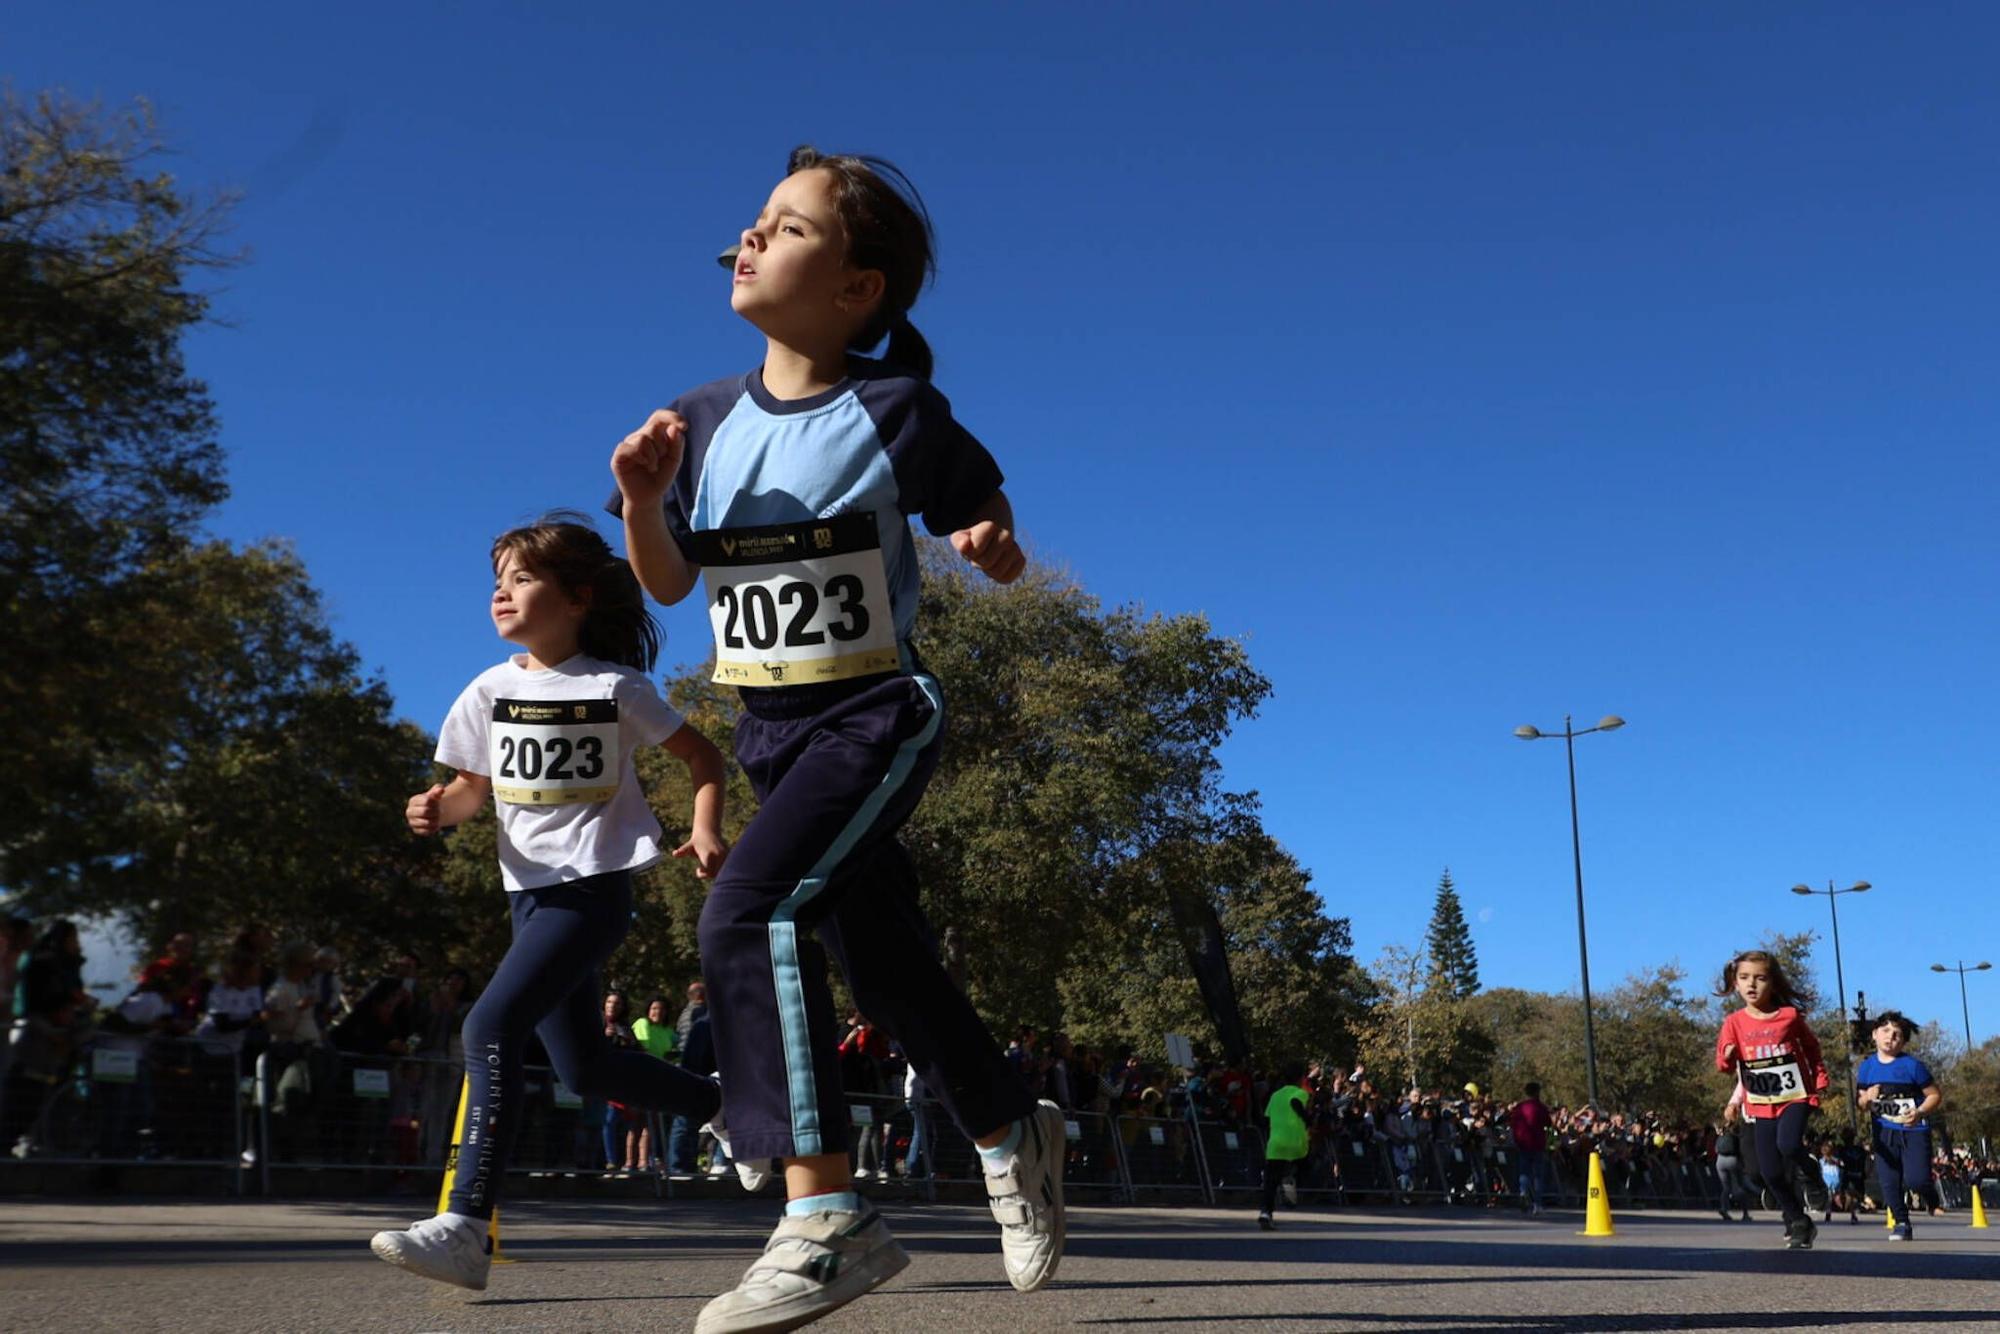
[834,1092,1133,1201]
[1934,1177,1995,1210]
[0,1034,249,1190]
[256,1050,674,1193]
[1197,1119,1265,1198]
[1119,1114,1206,1198]
[4,1049,1783,1215]
[1058,1108,1133,1197]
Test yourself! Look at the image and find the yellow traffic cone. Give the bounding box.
[1577,1151,1616,1237]
[490,1212,513,1264]
[436,1076,513,1263]
[1972,1188,1989,1229]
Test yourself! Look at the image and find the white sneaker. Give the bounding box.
[1281,1178,1299,1207]
[369,1213,491,1291]
[695,1207,908,1333]
[983,1099,1066,1292]
[853,1167,874,1181]
[703,1103,774,1193]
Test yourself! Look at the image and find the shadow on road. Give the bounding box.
[1072,1313,2000,1331]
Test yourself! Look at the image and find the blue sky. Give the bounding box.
[15,4,1998,1037]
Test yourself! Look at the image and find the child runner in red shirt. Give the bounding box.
[1714,949,1828,1250]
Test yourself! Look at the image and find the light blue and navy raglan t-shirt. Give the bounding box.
[607,358,1003,653]
[1855,1054,1935,1129]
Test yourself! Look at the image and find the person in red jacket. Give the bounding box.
[1715,949,1828,1250]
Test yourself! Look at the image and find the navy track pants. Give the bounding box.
[1872,1122,1932,1224]
[698,669,1033,1162]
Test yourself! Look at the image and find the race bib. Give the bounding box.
[1741,1055,1808,1105]
[1878,1095,1919,1120]
[691,514,900,687]
[489,698,619,806]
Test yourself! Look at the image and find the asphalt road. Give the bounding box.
[3,1197,1996,1332]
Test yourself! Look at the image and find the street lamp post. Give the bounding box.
[1791,880,1870,1126]
[1930,960,1993,1055]
[1514,714,1625,1109]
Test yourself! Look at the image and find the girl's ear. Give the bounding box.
[839,267,886,315]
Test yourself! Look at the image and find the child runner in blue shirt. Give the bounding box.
[610,146,1059,1334]
[1855,1009,1942,1241]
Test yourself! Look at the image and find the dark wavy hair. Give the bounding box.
[1716,949,1801,1011]
[491,511,661,671]
[1872,1009,1915,1041]
[787,145,938,380]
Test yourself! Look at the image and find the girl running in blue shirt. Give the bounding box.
[611,147,1060,1333]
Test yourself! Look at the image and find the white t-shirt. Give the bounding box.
[437,654,686,892]
[100,989,172,1054]
[195,982,265,1054]
[264,977,323,1044]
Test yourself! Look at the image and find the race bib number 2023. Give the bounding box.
[1741,1056,1808,1106]
[489,698,619,806]
[691,514,900,687]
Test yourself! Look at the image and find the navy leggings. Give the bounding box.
[1747,1102,1812,1223]
[1873,1123,1932,1224]
[446,870,719,1218]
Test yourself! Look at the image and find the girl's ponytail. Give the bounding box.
[883,313,934,382]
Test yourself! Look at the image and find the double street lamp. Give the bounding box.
[1514,714,1625,1109]
[1791,879,1869,1124]
[1930,960,1992,1055]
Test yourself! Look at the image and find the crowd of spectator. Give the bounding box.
[0,916,755,1177]
[6,922,1997,1214]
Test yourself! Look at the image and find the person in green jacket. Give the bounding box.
[626,997,679,1170]
[1260,1061,1311,1229]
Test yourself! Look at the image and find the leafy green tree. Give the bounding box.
[1,94,436,964]
[1423,868,1479,999]
[17,538,444,958]
[1054,819,1367,1066]
[2,92,238,893]
[893,546,1366,1059]
[1941,1039,2000,1144]
[1346,873,1489,1091]
[1590,963,1722,1124]
[599,545,1367,1068]
[1466,986,1585,1105]
[1352,943,1478,1090]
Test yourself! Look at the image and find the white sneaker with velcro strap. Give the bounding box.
[984,1099,1067,1292]
[369,1212,491,1291]
[694,1207,909,1333]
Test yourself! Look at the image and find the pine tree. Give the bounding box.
[1425,869,1481,999]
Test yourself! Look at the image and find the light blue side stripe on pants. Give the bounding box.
[766,672,944,1157]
